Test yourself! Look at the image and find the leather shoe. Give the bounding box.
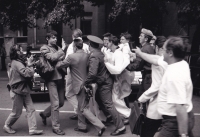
[123,119,129,125]
[70,114,78,120]
[74,127,88,133]
[39,112,47,125]
[110,127,126,136]
[29,130,43,135]
[98,127,106,136]
[3,125,16,134]
[52,129,65,135]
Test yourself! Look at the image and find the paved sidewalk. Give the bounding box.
[0,70,8,81]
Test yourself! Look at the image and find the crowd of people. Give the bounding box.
[3,27,194,137]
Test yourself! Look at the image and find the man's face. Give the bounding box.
[103,37,109,47]
[47,35,57,45]
[107,41,112,50]
[139,33,146,45]
[120,36,128,44]
[155,45,164,56]
[162,41,171,63]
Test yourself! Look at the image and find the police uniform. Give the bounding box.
[85,35,125,135]
[127,29,155,99]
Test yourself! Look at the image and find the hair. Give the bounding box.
[103,32,112,38]
[155,36,166,48]
[109,35,119,46]
[73,39,83,49]
[72,28,82,39]
[10,44,21,60]
[166,36,187,59]
[46,30,57,40]
[120,32,132,41]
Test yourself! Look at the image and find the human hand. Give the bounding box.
[132,47,141,54]
[129,52,136,62]
[27,55,35,66]
[62,38,67,50]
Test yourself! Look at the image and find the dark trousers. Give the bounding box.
[1,56,6,70]
[141,117,162,137]
[77,87,105,131]
[95,78,124,130]
[43,79,65,129]
[137,73,152,114]
[157,111,195,137]
[137,73,152,99]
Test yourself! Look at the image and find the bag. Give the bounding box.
[129,100,145,135]
[36,55,54,80]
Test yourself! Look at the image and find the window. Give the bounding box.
[81,12,92,35]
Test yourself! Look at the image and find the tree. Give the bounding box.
[174,0,200,53]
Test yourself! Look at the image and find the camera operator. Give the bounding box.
[3,44,43,135]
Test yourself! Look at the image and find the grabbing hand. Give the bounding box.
[132,47,142,54]
[129,52,136,62]
[27,55,35,66]
[62,38,67,50]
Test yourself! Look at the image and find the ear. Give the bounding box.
[168,50,173,57]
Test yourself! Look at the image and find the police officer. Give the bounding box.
[85,35,126,136]
[127,28,155,99]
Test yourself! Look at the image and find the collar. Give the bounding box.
[76,49,84,53]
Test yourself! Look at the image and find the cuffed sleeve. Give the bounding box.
[56,56,71,69]
[40,46,65,62]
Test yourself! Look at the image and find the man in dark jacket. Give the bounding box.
[85,35,126,136]
[3,44,43,135]
[39,31,66,135]
[56,38,106,136]
[127,28,155,99]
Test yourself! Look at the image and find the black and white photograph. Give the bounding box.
[0,0,200,137]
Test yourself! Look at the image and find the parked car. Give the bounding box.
[24,48,49,94]
[131,71,142,95]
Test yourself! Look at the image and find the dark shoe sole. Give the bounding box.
[74,127,88,133]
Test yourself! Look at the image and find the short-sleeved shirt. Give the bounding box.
[157,59,193,116]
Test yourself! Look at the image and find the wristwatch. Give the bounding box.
[180,134,188,137]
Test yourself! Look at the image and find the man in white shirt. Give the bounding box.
[132,36,167,137]
[132,37,194,137]
[65,29,89,120]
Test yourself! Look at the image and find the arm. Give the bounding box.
[138,86,159,103]
[176,104,188,136]
[132,47,160,66]
[105,51,124,74]
[85,56,99,85]
[16,61,35,78]
[55,56,71,69]
[126,56,144,71]
[40,45,65,62]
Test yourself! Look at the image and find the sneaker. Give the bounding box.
[3,125,16,134]
[29,129,43,135]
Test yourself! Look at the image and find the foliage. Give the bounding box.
[0,0,85,30]
[1,0,200,32]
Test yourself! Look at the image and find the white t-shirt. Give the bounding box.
[157,59,193,116]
